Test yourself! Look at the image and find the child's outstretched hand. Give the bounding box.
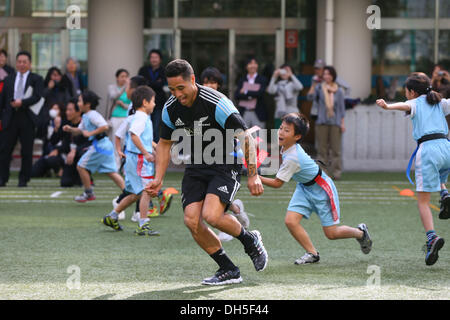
[376,99,388,109]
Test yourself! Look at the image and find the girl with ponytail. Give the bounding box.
[376,72,450,266]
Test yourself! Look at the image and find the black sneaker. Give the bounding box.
[424,236,445,266]
[244,230,268,272]
[356,223,372,254]
[439,194,450,220]
[101,215,123,231]
[202,267,242,286]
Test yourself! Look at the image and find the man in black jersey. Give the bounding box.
[147,59,268,285]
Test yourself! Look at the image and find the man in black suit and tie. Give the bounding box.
[0,51,44,187]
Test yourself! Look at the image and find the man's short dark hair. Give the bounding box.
[67,97,80,112]
[129,75,147,89]
[16,50,32,61]
[0,49,7,57]
[148,49,163,60]
[200,67,223,87]
[245,56,257,66]
[131,86,156,110]
[165,59,194,81]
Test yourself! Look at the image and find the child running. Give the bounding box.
[376,73,450,265]
[103,85,159,235]
[259,113,372,264]
[63,90,125,202]
[112,76,173,222]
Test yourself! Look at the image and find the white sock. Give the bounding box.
[139,218,150,227]
[109,211,119,220]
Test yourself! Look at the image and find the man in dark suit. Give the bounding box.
[138,49,167,143]
[234,57,268,129]
[0,51,44,187]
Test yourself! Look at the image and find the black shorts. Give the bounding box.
[181,165,242,210]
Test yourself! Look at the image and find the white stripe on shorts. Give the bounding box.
[415,144,424,191]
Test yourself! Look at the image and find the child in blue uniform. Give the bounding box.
[63,90,125,202]
[112,76,173,222]
[377,73,450,266]
[103,86,160,235]
[260,113,372,264]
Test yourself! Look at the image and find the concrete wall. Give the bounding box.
[342,105,417,172]
[334,0,372,100]
[316,0,372,100]
[87,0,144,117]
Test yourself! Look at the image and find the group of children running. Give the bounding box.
[63,68,449,281]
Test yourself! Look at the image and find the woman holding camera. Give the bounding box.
[267,64,304,128]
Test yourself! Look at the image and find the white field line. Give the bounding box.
[50,191,63,198]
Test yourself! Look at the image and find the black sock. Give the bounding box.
[236,227,254,249]
[135,199,140,212]
[117,189,129,203]
[210,248,236,271]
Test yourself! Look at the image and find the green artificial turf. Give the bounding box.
[0,172,448,300]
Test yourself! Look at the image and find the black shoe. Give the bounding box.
[244,230,268,272]
[202,267,242,286]
[18,181,27,187]
[0,180,5,187]
[439,194,450,220]
[425,236,445,266]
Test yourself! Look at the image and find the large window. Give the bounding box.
[370,0,450,102]
[10,0,88,17]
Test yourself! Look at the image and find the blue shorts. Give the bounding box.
[287,173,341,227]
[415,139,450,192]
[77,138,117,174]
[124,152,154,195]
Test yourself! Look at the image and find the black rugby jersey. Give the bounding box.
[160,84,248,168]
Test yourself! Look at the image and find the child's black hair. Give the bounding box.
[129,75,147,89]
[405,73,442,105]
[131,86,156,112]
[281,112,310,142]
[200,67,223,87]
[81,90,100,110]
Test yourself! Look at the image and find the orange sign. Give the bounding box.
[285,30,298,48]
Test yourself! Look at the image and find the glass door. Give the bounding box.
[181,30,229,94]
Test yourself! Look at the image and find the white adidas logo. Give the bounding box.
[175,118,185,126]
[217,185,229,194]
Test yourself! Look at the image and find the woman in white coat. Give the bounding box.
[267,64,304,128]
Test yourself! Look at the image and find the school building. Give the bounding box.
[1,0,449,171]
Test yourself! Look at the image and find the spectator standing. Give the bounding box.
[234,57,268,129]
[0,51,44,187]
[0,49,15,94]
[65,57,85,96]
[431,65,450,97]
[106,68,131,169]
[307,65,345,181]
[38,67,74,138]
[267,64,304,128]
[138,49,167,143]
